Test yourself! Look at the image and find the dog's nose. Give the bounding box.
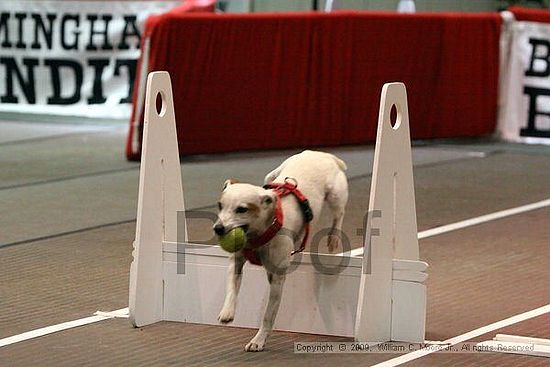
[213,224,225,236]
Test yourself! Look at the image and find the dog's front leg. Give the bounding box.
[245,272,286,352]
[218,253,245,324]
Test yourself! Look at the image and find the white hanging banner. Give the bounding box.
[499,21,550,145]
[0,0,180,119]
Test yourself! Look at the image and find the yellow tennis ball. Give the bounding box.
[218,227,246,253]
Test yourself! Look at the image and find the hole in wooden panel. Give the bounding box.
[155,92,166,117]
[390,104,401,130]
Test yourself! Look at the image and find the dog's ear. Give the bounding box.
[223,178,239,191]
[261,192,275,209]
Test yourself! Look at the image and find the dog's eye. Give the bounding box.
[235,206,248,214]
[217,202,222,211]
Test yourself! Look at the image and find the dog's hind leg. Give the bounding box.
[326,171,349,253]
[245,272,286,352]
[218,253,245,324]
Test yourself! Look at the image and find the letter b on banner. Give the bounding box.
[526,38,550,77]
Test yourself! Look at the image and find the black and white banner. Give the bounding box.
[0,0,180,119]
[499,20,550,144]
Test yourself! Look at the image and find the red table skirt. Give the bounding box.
[509,6,550,23]
[126,11,502,159]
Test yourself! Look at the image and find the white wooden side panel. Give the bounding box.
[355,83,421,342]
[163,253,361,337]
[129,72,186,327]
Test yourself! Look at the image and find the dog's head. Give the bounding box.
[213,179,276,237]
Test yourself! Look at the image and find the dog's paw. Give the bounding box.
[217,308,235,324]
[244,341,265,352]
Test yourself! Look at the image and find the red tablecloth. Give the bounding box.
[509,6,550,23]
[126,11,502,159]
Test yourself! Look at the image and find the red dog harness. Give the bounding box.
[243,178,313,266]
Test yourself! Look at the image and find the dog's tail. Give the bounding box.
[264,164,284,185]
[330,154,347,172]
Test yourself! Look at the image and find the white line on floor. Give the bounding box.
[346,198,550,257]
[0,308,128,348]
[370,304,550,367]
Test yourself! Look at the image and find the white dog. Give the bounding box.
[213,150,348,352]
